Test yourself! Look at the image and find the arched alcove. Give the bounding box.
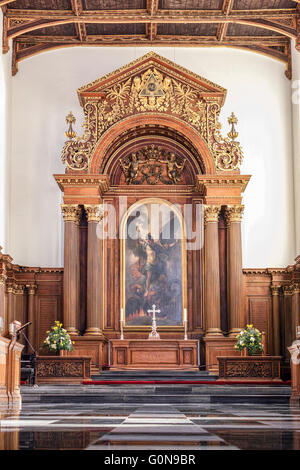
[90,114,215,176]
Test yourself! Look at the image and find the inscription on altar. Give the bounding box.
[131,350,178,364]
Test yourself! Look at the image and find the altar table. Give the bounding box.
[110,339,199,370]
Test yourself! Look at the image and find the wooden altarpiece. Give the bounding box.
[54,52,251,371]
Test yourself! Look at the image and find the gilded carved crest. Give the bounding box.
[61,52,243,174]
[120,145,186,185]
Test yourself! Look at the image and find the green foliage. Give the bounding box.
[42,321,74,352]
[235,324,264,355]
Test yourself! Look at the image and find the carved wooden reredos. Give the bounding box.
[61,52,243,179]
[53,51,252,355]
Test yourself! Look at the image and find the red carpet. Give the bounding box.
[82,380,291,386]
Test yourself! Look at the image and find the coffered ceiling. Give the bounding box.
[1,0,300,76]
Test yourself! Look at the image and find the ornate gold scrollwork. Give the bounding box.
[62,102,97,171]
[61,64,243,173]
[207,103,243,171]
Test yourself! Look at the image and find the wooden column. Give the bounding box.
[14,285,25,325]
[271,285,281,356]
[225,205,244,337]
[6,283,14,326]
[283,285,294,360]
[26,284,37,351]
[204,205,222,336]
[61,204,81,335]
[84,205,104,337]
[0,274,6,334]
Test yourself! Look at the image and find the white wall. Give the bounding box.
[5,46,297,268]
[291,40,300,257]
[0,11,11,253]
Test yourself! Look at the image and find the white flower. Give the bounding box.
[250,337,255,342]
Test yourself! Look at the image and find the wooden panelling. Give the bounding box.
[37,297,59,353]
[243,272,272,353]
[248,298,271,334]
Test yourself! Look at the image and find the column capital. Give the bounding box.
[6,282,14,294]
[294,283,300,294]
[270,285,281,296]
[26,284,37,295]
[224,204,244,225]
[283,284,294,296]
[0,274,7,285]
[14,284,25,295]
[84,204,104,223]
[61,204,81,223]
[203,205,221,225]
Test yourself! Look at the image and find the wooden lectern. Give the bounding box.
[288,330,300,406]
[0,321,24,406]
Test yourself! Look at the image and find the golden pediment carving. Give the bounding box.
[61,52,243,174]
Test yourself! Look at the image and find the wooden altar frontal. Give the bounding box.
[110,339,199,370]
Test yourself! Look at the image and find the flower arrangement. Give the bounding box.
[42,321,74,353]
[235,324,264,355]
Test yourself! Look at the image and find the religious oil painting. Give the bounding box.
[122,200,186,327]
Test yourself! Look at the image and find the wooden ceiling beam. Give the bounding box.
[216,0,234,42]
[5,10,297,41]
[0,0,15,5]
[222,0,235,16]
[11,29,290,76]
[146,23,157,41]
[296,16,300,51]
[12,37,288,73]
[71,0,83,17]
[5,8,296,21]
[147,0,159,16]
[76,22,87,42]
[14,34,289,47]
[146,0,159,40]
[71,0,86,41]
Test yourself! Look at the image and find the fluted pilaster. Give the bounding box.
[6,283,14,326]
[26,284,37,351]
[0,274,6,335]
[224,205,244,336]
[271,285,281,356]
[61,204,81,335]
[293,283,300,334]
[84,204,104,336]
[204,205,222,336]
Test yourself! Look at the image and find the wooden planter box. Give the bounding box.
[36,356,91,384]
[217,356,282,382]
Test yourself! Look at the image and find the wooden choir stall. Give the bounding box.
[0,319,24,406]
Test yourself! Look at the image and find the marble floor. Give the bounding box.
[1,401,300,450]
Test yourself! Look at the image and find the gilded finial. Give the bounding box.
[227,112,239,141]
[65,111,77,140]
